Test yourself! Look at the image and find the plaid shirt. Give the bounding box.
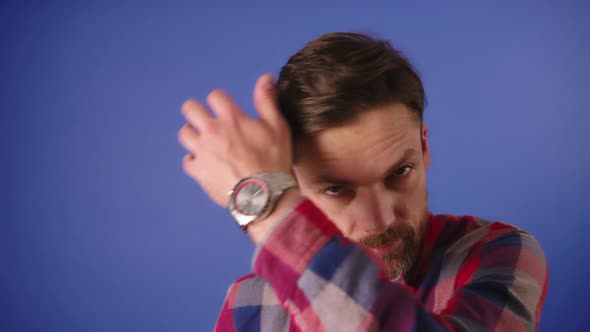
[215,199,548,331]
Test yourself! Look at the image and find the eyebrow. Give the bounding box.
[311,148,419,185]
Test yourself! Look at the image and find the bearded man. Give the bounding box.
[178,32,548,331]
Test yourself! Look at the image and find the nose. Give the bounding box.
[349,185,396,237]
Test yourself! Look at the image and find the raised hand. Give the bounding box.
[178,73,293,208]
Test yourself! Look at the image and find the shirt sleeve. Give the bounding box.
[251,199,548,332]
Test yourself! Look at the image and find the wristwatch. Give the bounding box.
[227,172,298,230]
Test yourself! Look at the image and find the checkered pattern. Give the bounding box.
[215,199,548,331]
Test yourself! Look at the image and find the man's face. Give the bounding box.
[293,103,431,280]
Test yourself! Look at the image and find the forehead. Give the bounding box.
[295,104,421,184]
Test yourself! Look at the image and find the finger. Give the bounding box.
[177,124,201,153]
[206,89,246,124]
[182,153,196,176]
[253,73,286,132]
[181,99,213,133]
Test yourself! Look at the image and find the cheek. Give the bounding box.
[305,192,342,218]
[388,172,428,217]
[402,178,429,221]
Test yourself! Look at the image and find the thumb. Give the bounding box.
[253,73,286,131]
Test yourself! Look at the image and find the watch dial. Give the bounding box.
[235,180,270,216]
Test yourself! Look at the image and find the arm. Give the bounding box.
[177,76,547,331]
[252,199,548,332]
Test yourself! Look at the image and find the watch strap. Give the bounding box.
[255,173,298,203]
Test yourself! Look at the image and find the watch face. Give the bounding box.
[233,178,270,216]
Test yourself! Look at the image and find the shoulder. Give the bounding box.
[431,213,540,249]
[432,214,547,275]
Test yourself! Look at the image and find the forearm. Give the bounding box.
[252,201,451,331]
[245,188,305,245]
[251,199,547,331]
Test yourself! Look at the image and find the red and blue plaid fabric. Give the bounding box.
[215,199,548,331]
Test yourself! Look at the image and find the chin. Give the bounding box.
[384,257,413,281]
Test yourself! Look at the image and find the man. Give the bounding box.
[178,32,548,331]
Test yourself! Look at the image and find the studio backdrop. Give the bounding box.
[2,1,589,331]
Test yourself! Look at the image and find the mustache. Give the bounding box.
[359,222,415,248]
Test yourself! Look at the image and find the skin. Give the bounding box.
[178,73,431,279]
[293,105,431,279]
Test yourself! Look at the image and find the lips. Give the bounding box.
[367,239,402,257]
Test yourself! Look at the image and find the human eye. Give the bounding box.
[385,165,414,189]
[322,185,347,197]
[392,164,414,177]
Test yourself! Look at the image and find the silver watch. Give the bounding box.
[227,172,298,230]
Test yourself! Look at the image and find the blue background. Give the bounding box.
[2,1,589,331]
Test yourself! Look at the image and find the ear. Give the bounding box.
[421,123,431,171]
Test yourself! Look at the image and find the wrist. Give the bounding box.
[245,188,303,245]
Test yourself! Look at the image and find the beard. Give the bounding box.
[359,200,429,281]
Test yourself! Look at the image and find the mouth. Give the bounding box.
[366,239,402,257]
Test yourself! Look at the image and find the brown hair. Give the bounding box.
[277,32,426,142]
